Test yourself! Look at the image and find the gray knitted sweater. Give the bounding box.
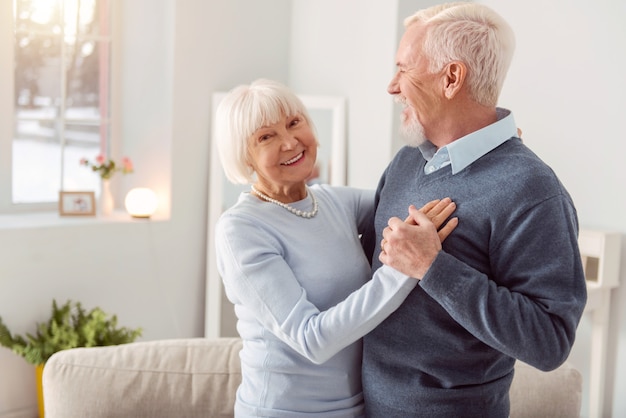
[361,138,587,418]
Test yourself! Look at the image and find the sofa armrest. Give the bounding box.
[510,360,582,418]
[42,338,243,418]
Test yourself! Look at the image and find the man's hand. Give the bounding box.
[379,199,458,279]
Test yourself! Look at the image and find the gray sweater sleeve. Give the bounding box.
[420,193,587,371]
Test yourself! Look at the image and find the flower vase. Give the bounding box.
[36,364,45,418]
[99,180,114,216]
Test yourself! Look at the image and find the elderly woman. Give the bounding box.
[214,79,457,417]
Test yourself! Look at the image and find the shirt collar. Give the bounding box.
[418,108,518,175]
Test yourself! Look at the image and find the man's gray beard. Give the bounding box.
[400,117,426,148]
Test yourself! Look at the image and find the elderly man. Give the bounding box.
[361,3,587,417]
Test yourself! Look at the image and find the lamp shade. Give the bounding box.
[124,188,158,218]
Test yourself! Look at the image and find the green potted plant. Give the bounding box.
[0,299,142,417]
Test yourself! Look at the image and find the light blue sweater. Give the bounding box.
[215,184,416,417]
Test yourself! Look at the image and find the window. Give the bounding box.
[8,0,111,211]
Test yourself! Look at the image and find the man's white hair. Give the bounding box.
[404,2,515,107]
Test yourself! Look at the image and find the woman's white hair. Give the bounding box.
[404,2,515,107]
[214,79,315,184]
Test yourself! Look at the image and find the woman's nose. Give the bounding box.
[281,134,298,150]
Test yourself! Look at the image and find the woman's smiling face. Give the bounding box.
[247,113,318,193]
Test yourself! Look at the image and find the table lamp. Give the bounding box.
[124,187,158,218]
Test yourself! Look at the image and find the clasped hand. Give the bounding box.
[379,198,458,279]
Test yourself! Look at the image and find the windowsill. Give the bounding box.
[0,210,169,230]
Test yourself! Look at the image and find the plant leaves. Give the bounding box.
[0,299,142,365]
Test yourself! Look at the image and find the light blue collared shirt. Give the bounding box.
[418,108,518,175]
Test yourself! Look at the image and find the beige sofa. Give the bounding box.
[42,338,582,418]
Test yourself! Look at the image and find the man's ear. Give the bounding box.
[442,61,466,100]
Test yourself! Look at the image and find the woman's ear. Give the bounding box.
[443,61,466,100]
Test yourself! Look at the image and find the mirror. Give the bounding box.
[205,92,347,338]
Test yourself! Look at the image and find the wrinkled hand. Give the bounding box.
[405,198,457,242]
[379,198,458,279]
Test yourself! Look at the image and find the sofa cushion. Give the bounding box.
[43,338,582,418]
[509,360,582,418]
[42,338,243,418]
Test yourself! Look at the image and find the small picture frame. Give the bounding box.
[59,191,96,216]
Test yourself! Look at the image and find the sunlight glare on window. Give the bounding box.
[28,0,55,25]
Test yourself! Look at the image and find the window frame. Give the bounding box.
[2,0,114,214]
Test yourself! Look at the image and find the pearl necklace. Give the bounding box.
[250,185,319,219]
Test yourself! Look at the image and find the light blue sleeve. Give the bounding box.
[216,214,416,365]
[316,184,375,235]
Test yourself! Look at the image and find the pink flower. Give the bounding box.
[80,155,134,180]
[121,157,134,172]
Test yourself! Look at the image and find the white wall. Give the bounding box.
[478,1,626,416]
[289,0,401,188]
